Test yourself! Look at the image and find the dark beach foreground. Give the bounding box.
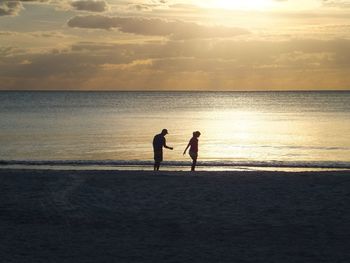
[0,169,349,263]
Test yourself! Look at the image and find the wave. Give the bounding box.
[1,160,350,169]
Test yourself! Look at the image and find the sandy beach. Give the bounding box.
[0,169,349,263]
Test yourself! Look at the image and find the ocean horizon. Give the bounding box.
[1,90,349,171]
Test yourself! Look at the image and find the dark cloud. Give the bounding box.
[0,1,22,16]
[71,0,109,12]
[0,0,49,16]
[67,15,249,39]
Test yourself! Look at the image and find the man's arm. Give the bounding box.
[163,138,173,150]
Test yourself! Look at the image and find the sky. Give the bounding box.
[0,0,350,91]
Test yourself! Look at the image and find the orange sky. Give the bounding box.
[0,0,350,91]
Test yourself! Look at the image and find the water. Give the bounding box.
[1,91,350,170]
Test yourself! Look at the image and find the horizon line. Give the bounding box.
[0,89,349,93]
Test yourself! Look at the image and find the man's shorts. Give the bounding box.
[154,151,163,162]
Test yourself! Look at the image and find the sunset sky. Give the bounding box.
[1,0,350,90]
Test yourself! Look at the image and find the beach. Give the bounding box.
[1,169,349,262]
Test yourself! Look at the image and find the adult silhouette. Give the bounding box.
[153,129,173,171]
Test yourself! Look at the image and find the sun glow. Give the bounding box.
[199,0,275,10]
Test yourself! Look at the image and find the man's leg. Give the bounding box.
[154,151,162,171]
[154,161,160,171]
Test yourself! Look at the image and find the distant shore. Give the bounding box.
[1,169,349,263]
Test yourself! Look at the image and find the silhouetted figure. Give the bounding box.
[153,129,173,171]
[183,131,201,171]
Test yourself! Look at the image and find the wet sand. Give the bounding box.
[0,169,349,263]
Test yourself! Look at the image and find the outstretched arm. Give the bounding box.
[165,145,173,150]
[163,139,173,150]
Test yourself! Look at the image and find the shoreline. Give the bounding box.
[1,168,350,177]
[1,164,350,173]
[1,169,349,262]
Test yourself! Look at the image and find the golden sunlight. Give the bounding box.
[198,0,275,10]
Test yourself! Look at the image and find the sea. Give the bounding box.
[1,91,350,171]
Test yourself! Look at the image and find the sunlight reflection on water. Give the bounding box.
[0,91,349,168]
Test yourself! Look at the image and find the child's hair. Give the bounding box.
[193,131,201,137]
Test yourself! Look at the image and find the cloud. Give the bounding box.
[0,1,22,16]
[1,38,350,90]
[0,46,20,57]
[71,0,109,12]
[67,15,249,39]
[0,31,18,36]
[322,0,350,8]
[0,0,50,16]
[126,0,169,11]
